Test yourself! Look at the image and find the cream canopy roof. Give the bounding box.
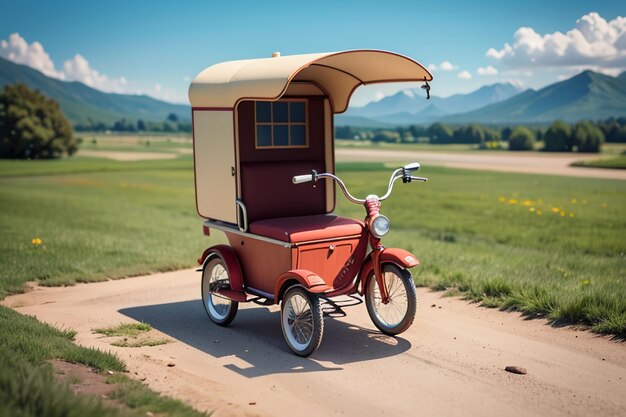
[188,50,432,113]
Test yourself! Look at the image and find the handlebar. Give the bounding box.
[292,174,314,184]
[292,163,427,204]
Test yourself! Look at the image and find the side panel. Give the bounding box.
[295,235,367,290]
[193,110,237,223]
[225,233,291,294]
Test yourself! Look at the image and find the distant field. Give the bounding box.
[572,155,626,170]
[0,154,624,336]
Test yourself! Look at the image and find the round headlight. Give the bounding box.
[371,215,390,238]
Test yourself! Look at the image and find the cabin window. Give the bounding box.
[255,99,308,148]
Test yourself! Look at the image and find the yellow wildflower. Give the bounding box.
[31,237,42,246]
[498,196,506,203]
[551,207,560,213]
[508,199,518,205]
[522,199,532,206]
[560,210,565,217]
[581,279,590,286]
[571,198,577,204]
[536,210,542,216]
[569,213,574,218]
[529,207,536,212]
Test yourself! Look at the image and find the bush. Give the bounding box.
[0,84,76,159]
[508,126,535,151]
[573,121,604,153]
[543,120,571,152]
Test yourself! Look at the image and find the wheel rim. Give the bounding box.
[369,270,409,328]
[203,258,232,320]
[282,292,314,351]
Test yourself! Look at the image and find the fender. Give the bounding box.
[198,244,244,292]
[275,269,333,301]
[358,248,419,295]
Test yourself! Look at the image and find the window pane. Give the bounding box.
[273,102,288,123]
[274,125,289,146]
[256,102,271,122]
[291,125,306,146]
[290,102,306,122]
[257,125,271,147]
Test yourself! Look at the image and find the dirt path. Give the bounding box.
[3,269,624,417]
[336,149,626,180]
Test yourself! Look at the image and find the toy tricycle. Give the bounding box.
[188,50,432,356]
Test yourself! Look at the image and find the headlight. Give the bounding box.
[371,215,390,238]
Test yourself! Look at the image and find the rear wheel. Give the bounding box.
[280,286,323,357]
[201,255,238,326]
[365,264,417,335]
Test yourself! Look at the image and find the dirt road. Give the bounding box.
[336,148,626,180]
[4,269,624,417]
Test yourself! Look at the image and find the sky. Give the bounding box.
[0,0,624,107]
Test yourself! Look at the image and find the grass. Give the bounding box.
[94,322,153,337]
[0,156,223,297]
[106,374,205,417]
[572,155,626,169]
[334,163,626,337]
[0,152,210,416]
[94,322,170,347]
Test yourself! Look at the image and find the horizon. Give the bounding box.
[1,1,624,107]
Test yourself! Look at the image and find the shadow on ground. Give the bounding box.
[120,299,411,378]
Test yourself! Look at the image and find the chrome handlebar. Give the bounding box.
[292,162,427,204]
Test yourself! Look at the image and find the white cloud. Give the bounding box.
[63,54,129,93]
[457,70,472,79]
[428,60,457,72]
[486,12,626,72]
[0,33,64,79]
[477,65,498,75]
[439,61,456,71]
[0,32,187,103]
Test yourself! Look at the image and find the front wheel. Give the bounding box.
[201,255,238,326]
[280,286,323,357]
[365,264,417,335]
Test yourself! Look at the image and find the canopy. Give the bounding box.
[188,50,432,113]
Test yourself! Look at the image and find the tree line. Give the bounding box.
[75,113,192,133]
[336,118,626,152]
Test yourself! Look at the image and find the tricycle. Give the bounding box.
[188,50,433,356]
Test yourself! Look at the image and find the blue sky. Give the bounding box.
[1,0,624,106]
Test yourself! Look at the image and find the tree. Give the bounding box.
[508,126,535,151]
[543,120,571,152]
[166,113,179,123]
[573,121,604,153]
[427,122,453,144]
[501,127,513,141]
[0,84,76,159]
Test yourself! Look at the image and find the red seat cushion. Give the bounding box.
[249,215,364,243]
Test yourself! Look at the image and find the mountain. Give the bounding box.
[340,82,524,125]
[0,57,189,125]
[443,70,626,124]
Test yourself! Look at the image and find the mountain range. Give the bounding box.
[1,55,624,127]
[0,57,189,125]
[339,70,626,126]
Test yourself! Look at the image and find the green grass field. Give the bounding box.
[1,154,624,336]
[572,155,626,170]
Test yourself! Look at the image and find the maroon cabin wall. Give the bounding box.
[237,98,328,223]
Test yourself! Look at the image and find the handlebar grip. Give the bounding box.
[292,174,313,184]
